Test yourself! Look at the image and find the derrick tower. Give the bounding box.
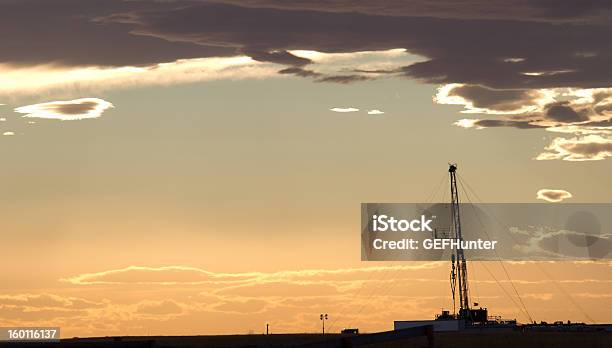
[449,164,471,320]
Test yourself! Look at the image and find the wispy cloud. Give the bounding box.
[367,109,385,115]
[62,263,443,285]
[61,265,261,285]
[0,57,278,97]
[522,293,554,301]
[510,226,612,259]
[0,294,104,310]
[14,98,114,121]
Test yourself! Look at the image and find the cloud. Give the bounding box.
[0,57,280,97]
[522,293,554,301]
[435,84,554,114]
[0,0,235,68]
[3,131,14,136]
[536,135,612,161]
[510,226,612,259]
[1,261,605,335]
[0,1,610,90]
[63,263,443,286]
[212,298,269,314]
[14,98,114,121]
[214,1,612,23]
[290,48,419,80]
[0,294,104,310]
[246,50,311,66]
[448,86,612,159]
[0,52,400,99]
[1,0,612,163]
[545,101,588,123]
[62,265,260,285]
[135,300,183,316]
[278,67,320,78]
[315,74,371,84]
[330,107,359,113]
[218,282,340,297]
[278,51,404,83]
[537,189,573,203]
[43,1,611,91]
[454,118,546,129]
[0,306,86,322]
[367,109,384,115]
[289,48,409,64]
[447,87,612,129]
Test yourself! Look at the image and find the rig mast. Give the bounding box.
[449,164,471,319]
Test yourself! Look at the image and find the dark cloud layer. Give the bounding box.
[214,0,612,23]
[0,0,234,67]
[111,2,612,90]
[2,0,611,91]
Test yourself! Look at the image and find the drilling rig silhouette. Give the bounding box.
[434,164,488,324]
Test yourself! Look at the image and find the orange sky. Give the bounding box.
[1,1,612,337]
[0,261,610,337]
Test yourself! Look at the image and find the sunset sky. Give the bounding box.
[0,0,611,337]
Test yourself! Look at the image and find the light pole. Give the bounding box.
[320,313,328,334]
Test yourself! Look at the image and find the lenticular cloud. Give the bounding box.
[537,189,573,202]
[330,107,359,113]
[14,98,114,121]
